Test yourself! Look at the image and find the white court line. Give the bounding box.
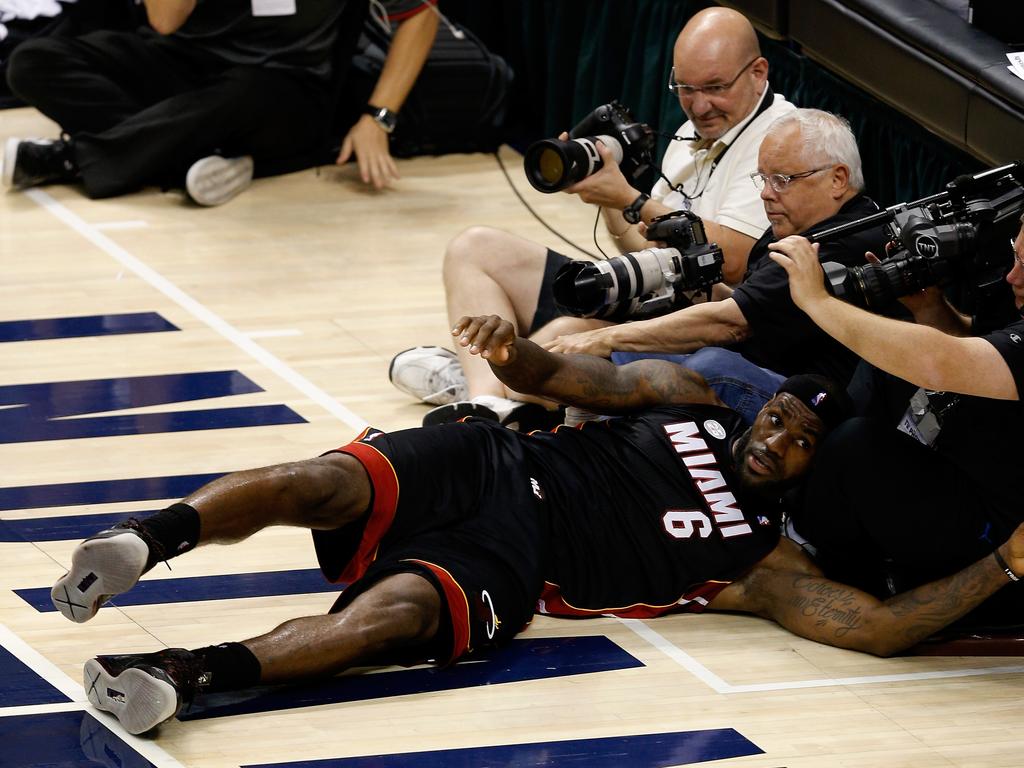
[0,623,85,703]
[0,702,87,718]
[0,624,187,768]
[26,189,368,432]
[93,220,149,231]
[618,618,1024,693]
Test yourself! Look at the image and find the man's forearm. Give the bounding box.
[601,206,647,253]
[602,299,750,354]
[488,337,708,412]
[367,9,439,112]
[799,293,1012,396]
[746,542,1016,657]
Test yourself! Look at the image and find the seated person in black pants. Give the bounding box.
[1,0,438,205]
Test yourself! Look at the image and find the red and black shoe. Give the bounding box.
[84,648,208,734]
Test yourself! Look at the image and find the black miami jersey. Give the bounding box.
[319,407,780,663]
[520,404,780,618]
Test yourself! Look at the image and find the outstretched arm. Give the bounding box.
[453,314,722,413]
[336,7,439,187]
[710,525,1024,656]
[543,298,750,357]
[768,235,1018,400]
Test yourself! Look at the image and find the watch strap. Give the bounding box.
[622,192,650,224]
[364,104,398,134]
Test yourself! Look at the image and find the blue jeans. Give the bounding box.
[610,347,785,425]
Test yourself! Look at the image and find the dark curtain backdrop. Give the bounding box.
[439,0,983,206]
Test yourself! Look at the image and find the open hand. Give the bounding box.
[543,326,614,357]
[336,115,400,189]
[451,315,518,365]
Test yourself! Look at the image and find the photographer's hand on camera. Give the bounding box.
[766,236,830,314]
[564,141,637,207]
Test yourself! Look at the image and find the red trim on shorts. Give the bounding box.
[329,440,400,585]
[536,579,731,619]
[388,0,437,22]
[404,558,470,665]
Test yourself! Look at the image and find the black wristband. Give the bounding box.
[622,192,649,225]
[992,547,1020,583]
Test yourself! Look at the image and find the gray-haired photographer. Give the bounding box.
[768,163,1024,622]
[389,6,795,428]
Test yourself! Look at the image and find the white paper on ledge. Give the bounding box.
[1007,52,1024,82]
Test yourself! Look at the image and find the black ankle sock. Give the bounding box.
[138,502,200,567]
[192,642,262,693]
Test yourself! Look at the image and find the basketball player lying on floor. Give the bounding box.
[54,314,1024,735]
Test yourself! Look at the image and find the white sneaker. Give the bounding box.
[51,526,151,623]
[389,346,467,405]
[185,155,253,206]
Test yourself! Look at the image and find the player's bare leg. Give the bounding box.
[52,453,371,622]
[84,572,441,733]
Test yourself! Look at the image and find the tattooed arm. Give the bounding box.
[451,314,722,412]
[709,527,1024,656]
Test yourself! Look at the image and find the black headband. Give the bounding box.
[775,374,850,432]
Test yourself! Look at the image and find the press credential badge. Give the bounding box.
[252,0,297,16]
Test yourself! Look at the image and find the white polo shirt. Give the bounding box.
[650,86,795,239]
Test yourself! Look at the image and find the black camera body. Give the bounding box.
[523,101,655,193]
[817,163,1024,330]
[552,210,725,321]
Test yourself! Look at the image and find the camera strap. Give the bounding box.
[663,86,776,200]
[701,85,775,176]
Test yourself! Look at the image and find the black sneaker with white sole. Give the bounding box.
[84,648,208,734]
[51,520,162,623]
[423,400,561,432]
[2,137,78,190]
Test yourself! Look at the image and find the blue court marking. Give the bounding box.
[0,312,178,343]
[0,370,306,443]
[0,644,70,706]
[0,511,161,542]
[0,711,157,768]
[182,636,643,721]
[244,729,761,767]
[0,473,224,512]
[17,568,335,613]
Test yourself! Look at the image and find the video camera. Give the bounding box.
[523,101,655,193]
[813,163,1024,330]
[552,210,725,321]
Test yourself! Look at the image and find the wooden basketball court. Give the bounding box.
[1,106,1021,768]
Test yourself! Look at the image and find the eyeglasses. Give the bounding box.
[750,167,829,193]
[1010,237,1024,270]
[668,57,758,97]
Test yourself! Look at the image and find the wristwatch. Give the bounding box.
[622,192,650,224]
[364,104,398,134]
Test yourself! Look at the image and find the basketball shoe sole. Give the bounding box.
[50,530,149,623]
[84,657,180,734]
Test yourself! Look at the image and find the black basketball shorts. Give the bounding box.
[314,421,546,664]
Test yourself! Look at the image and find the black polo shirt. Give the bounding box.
[730,194,890,384]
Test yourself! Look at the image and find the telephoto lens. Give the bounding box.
[523,135,623,193]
